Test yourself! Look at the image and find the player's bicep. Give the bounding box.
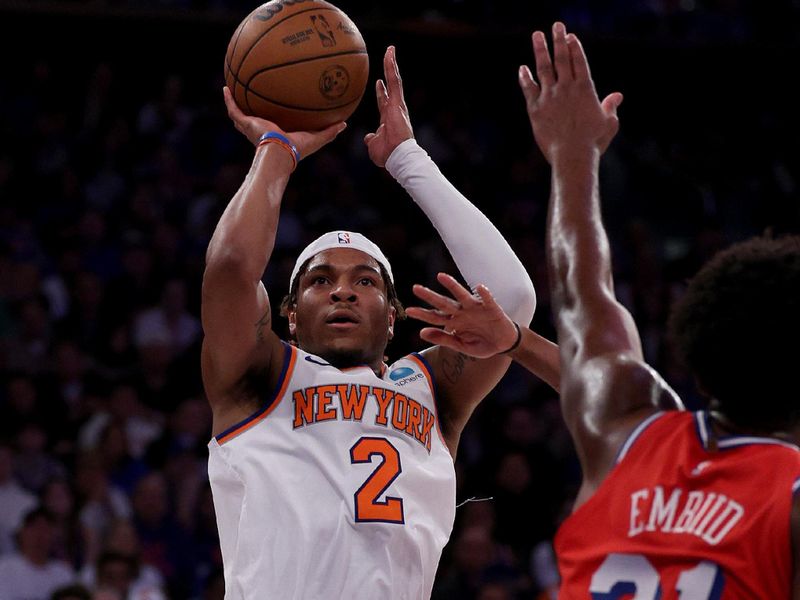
[562,356,681,486]
[201,271,281,402]
[421,345,511,448]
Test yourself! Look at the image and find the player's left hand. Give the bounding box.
[364,46,414,168]
[407,273,519,358]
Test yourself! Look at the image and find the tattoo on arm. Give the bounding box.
[255,311,271,343]
[442,352,476,385]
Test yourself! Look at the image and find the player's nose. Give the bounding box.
[330,280,357,303]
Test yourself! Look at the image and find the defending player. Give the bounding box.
[408,23,800,598]
[201,46,536,598]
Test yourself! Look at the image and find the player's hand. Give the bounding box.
[223,86,346,160]
[406,273,519,358]
[518,22,623,163]
[363,46,414,168]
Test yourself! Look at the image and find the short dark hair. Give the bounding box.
[668,235,800,431]
[279,259,406,321]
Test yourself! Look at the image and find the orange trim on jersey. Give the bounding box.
[216,344,298,445]
[407,353,447,448]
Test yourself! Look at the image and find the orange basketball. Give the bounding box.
[224,0,369,132]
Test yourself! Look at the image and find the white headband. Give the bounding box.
[289,231,394,292]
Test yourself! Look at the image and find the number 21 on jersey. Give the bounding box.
[590,553,725,599]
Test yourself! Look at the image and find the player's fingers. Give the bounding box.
[384,46,406,105]
[405,306,450,326]
[552,22,570,81]
[566,33,591,82]
[436,273,478,305]
[318,121,347,144]
[411,284,461,313]
[531,31,555,89]
[375,79,389,113]
[222,86,242,118]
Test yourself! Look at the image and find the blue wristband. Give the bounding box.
[257,132,301,162]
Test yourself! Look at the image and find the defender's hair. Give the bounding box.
[668,235,800,431]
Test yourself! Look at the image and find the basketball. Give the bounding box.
[224,0,369,132]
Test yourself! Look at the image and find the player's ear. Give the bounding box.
[288,307,298,337]
[388,306,396,340]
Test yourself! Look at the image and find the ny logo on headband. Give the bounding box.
[337,232,351,244]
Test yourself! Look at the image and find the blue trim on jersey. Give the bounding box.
[694,411,711,449]
[614,411,665,465]
[694,410,800,452]
[214,341,293,442]
[410,352,438,403]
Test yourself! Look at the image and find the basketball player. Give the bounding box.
[407,23,800,597]
[202,46,537,598]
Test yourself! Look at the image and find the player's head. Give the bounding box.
[281,231,405,368]
[669,235,800,432]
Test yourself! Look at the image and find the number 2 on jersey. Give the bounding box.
[350,437,405,524]
[590,553,724,599]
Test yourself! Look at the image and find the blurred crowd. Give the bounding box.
[0,1,798,599]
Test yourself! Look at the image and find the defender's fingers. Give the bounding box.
[418,327,463,350]
[552,22,571,81]
[518,65,540,105]
[602,92,624,118]
[411,284,461,313]
[474,284,502,310]
[384,46,406,105]
[436,273,477,305]
[566,33,591,81]
[375,79,389,114]
[405,306,450,326]
[532,31,555,89]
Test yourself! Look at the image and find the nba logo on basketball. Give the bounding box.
[337,232,351,244]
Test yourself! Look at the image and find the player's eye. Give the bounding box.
[312,276,329,285]
[358,277,375,286]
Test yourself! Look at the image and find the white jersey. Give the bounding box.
[208,342,456,600]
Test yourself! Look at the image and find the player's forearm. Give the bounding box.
[206,145,293,281]
[509,327,561,393]
[547,149,616,337]
[387,139,536,325]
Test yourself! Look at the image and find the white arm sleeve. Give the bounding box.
[386,139,536,326]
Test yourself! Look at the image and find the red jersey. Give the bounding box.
[555,410,800,599]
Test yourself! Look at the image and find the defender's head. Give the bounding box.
[280,231,405,369]
[669,235,800,432]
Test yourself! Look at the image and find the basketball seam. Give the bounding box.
[236,6,357,74]
[245,49,368,83]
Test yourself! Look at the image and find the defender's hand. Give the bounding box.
[407,273,519,358]
[518,22,623,163]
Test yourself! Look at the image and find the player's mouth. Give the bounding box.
[325,310,360,330]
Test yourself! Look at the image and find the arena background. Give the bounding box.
[0,1,798,598]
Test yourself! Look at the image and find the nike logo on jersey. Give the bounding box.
[292,384,437,452]
[691,461,712,476]
[628,485,744,546]
[305,356,332,367]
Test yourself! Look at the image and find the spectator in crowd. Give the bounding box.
[0,507,75,600]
